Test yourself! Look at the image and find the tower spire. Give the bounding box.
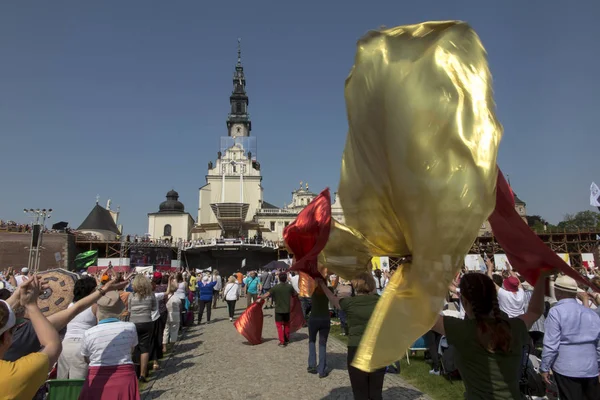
[227,38,251,137]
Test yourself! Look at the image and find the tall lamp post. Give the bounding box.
[24,208,53,273]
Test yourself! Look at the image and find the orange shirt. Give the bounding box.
[236,272,243,284]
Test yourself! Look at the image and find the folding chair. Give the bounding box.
[405,336,427,365]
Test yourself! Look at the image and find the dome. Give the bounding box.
[159,189,185,213]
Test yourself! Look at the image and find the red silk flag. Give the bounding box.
[489,169,599,291]
[283,188,332,278]
[234,299,264,345]
[289,296,306,333]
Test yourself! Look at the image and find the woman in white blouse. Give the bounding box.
[57,276,98,379]
[163,277,181,348]
[223,276,241,322]
[174,272,187,325]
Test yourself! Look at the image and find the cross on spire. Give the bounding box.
[237,37,242,66]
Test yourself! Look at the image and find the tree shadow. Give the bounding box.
[142,389,168,399]
[172,341,203,354]
[326,352,348,371]
[321,386,425,400]
[183,332,203,340]
[290,332,308,342]
[153,355,198,379]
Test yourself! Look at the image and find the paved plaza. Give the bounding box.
[143,302,430,400]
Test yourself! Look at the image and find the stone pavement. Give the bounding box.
[143,301,430,400]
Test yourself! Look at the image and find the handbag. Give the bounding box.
[222,284,234,302]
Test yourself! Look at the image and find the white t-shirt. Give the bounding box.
[175,282,186,300]
[151,293,164,321]
[81,321,137,367]
[223,283,240,301]
[290,275,300,293]
[497,287,526,318]
[64,304,96,339]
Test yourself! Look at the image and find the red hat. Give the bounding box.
[153,272,163,280]
[502,276,519,293]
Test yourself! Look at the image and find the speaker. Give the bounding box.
[31,224,42,248]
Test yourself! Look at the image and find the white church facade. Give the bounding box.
[147,41,344,245]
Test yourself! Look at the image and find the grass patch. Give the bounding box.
[329,322,465,400]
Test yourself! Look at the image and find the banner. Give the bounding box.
[582,253,596,270]
[556,253,571,266]
[379,256,390,272]
[129,248,172,269]
[464,255,486,272]
[371,257,381,270]
[493,254,510,270]
[74,250,98,269]
[590,182,600,209]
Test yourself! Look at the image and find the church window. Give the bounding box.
[164,224,172,237]
[285,221,289,227]
[270,221,275,231]
[236,102,242,113]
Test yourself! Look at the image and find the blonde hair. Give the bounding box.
[228,276,236,283]
[132,275,153,299]
[351,272,376,295]
[168,278,179,293]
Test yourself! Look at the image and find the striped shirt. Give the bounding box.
[81,321,137,367]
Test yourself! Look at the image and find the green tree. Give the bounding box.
[556,210,600,230]
[526,215,556,233]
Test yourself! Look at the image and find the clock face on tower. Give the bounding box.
[231,124,246,137]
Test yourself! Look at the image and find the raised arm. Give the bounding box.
[518,272,549,329]
[317,279,340,309]
[486,258,500,292]
[506,261,518,278]
[20,277,61,369]
[47,278,129,331]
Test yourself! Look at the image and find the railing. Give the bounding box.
[182,238,281,250]
[255,208,296,215]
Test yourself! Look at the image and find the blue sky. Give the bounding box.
[1,1,598,234]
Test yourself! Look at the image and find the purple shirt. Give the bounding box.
[541,298,600,378]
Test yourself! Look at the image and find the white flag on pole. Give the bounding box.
[241,259,246,268]
[590,182,600,207]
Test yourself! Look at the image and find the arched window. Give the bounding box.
[164,224,172,237]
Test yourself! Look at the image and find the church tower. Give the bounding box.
[227,38,251,138]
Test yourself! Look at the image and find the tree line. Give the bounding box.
[526,210,600,232]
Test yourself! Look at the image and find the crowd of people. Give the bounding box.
[0,256,599,399]
[0,220,70,235]
[0,266,191,399]
[240,256,600,400]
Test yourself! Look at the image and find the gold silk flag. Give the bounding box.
[329,21,502,372]
[298,271,316,297]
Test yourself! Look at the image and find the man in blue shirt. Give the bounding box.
[244,271,261,308]
[540,275,600,399]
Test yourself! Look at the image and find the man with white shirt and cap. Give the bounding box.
[540,274,600,399]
